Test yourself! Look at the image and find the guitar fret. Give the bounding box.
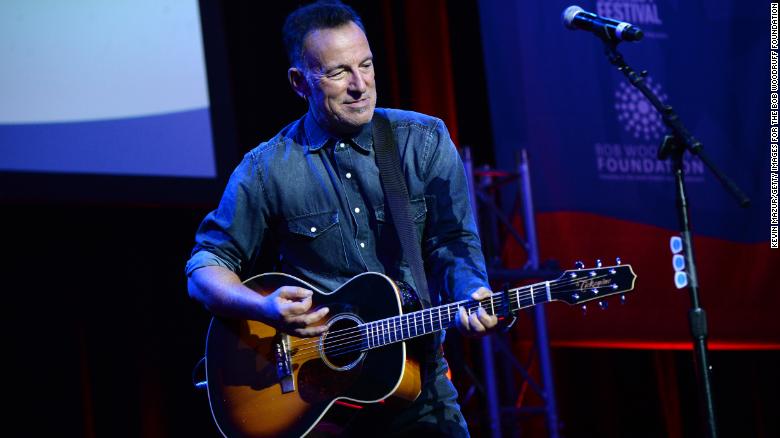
[385,320,390,344]
[530,286,535,305]
[438,308,442,330]
[545,281,551,301]
[490,295,495,315]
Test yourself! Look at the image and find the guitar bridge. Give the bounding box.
[275,334,295,393]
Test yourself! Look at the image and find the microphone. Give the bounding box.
[561,5,644,42]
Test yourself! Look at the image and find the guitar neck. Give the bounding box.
[360,263,635,350]
[361,280,552,350]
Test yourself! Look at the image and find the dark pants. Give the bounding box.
[340,355,470,437]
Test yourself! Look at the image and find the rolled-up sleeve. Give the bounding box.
[422,119,490,302]
[185,151,269,277]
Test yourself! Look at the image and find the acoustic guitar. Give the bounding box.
[204,263,637,437]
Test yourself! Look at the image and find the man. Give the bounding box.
[186,1,497,435]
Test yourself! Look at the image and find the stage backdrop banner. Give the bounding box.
[479,0,779,347]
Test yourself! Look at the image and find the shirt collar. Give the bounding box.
[303,111,375,153]
[303,112,331,152]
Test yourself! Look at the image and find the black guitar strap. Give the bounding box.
[372,112,432,309]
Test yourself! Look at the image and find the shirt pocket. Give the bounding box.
[281,211,347,271]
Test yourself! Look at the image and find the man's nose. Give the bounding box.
[349,70,367,93]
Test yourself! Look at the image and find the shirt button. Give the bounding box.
[310,227,317,233]
[345,172,352,179]
[354,207,360,214]
[360,242,366,248]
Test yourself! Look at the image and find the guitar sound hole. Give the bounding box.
[320,314,364,371]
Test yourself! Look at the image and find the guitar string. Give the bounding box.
[290,275,625,362]
[287,280,551,352]
[287,270,619,351]
[287,272,622,357]
[290,298,505,362]
[288,271,621,357]
[287,272,624,359]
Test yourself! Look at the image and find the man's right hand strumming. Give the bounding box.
[188,265,329,337]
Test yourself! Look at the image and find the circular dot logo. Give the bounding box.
[614,77,668,141]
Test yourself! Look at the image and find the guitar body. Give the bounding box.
[205,272,422,438]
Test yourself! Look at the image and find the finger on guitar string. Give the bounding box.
[456,287,499,338]
[470,287,499,328]
[261,285,330,337]
[468,309,486,333]
[456,305,488,337]
[474,307,498,331]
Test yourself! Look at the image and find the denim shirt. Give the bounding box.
[186,108,489,305]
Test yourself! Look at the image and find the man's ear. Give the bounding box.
[288,67,309,100]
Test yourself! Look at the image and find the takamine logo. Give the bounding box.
[614,77,667,142]
[576,278,612,292]
[596,0,667,39]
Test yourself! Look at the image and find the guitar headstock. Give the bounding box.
[550,261,637,306]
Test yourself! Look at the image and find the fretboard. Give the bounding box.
[361,280,554,350]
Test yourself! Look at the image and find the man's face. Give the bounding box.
[296,21,376,135]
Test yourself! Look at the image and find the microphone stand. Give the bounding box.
[599,38,751,438]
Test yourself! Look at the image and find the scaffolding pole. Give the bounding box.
[461,147,561,438]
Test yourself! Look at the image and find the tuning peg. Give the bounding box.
[581,304,587,315]
[596,259,603,268]
[615,257,622,265]
[575,260,585,269]
[598,301,608,310]
[620,294,627,305]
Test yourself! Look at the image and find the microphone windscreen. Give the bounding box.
[562,5,584,28]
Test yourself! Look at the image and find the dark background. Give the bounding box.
[2,1,777,437]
